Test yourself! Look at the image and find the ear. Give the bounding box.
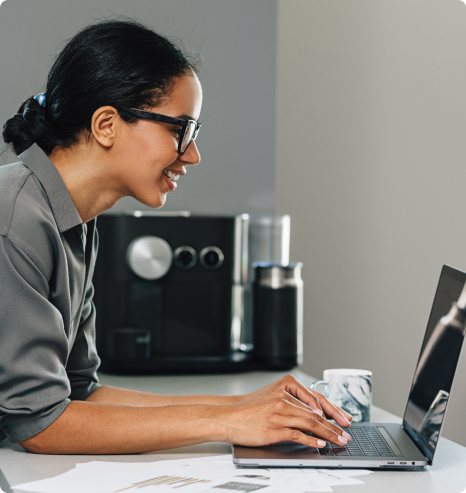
[90,106,120,148]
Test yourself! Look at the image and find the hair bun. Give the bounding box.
[2,97,52,155]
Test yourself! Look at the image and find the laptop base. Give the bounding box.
[232,423,430,469]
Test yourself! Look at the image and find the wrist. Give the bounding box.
[202,404,231,442]
[221,394,244,405]
[207,394,243,405]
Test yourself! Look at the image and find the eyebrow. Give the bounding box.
[176,113,197,121]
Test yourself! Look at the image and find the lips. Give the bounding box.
[163,172,177,190]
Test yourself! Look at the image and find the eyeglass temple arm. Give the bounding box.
[121,108,184,125]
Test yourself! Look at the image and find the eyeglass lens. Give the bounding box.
[181,122,196,153]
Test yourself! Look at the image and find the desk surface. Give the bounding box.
[1,370,465,493]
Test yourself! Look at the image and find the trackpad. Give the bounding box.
[234,441,321,460]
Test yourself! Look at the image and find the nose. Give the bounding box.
[180,141,201,166]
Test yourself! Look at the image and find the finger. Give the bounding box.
[274,390,326,418]
[305,388,352,426]
[271,429,328,448]
[278,376,325,416]
[308,390,353,427]
[283,415,351,446]
[274,398,351,443]
[310,412,351,440]
[277,399,352,443]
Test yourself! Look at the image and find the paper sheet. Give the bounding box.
[13,453,373,493]
[13,468,329,493]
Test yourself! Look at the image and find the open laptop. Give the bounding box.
[233,264,466,469]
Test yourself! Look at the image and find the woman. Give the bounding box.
[0,19,352,454]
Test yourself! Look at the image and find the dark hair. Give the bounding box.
[2,19,201,156]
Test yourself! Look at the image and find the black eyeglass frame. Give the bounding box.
[119,107,201,154]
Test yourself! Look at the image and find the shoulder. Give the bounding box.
[0,161,30,184]
[0,162,60,279]
[0,162,33,234]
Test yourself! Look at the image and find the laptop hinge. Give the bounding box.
[402,422,433,464]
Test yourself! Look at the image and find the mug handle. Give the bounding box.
[310,380,328,392]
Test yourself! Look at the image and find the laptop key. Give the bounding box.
[347,426,400,457]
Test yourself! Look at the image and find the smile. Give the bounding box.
[163,169,180,182]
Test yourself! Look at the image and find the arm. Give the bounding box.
[21,383,351,455]
[20,401,222,454]
[85,385,240,406]
[20,375,353,454]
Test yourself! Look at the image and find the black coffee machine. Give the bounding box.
[93,211,301,374]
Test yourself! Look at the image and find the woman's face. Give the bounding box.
[113,71,203,208]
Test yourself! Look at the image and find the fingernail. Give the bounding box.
[343,431,351,440]
[338,436,348,445]
[314,409,323,416]
[344,417,351,426]
[317,440,326,447]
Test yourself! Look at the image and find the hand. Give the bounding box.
[216,389,352,448]
[236,374,353,428]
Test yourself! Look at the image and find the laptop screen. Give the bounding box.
[403,265,466,458]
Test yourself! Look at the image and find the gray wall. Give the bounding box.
[276,0,466,446]
[0,0,276,215]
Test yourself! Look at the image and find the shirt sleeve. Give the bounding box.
[0,235,71,443]
[66,278,101,401]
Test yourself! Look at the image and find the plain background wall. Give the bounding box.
[0,0,276,215]
[276,0,466,446]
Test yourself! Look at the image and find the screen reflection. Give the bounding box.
[404,269,466,455]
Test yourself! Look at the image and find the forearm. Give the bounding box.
[19,375,353,455]
[85,385,242,406]
[20,400,225,455]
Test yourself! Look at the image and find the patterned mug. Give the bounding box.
[311,368,372,422]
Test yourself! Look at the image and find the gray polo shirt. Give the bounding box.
[0,143,101,443]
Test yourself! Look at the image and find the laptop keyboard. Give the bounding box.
[318,426,396,457]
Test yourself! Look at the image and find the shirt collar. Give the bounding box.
[19,143,82,233]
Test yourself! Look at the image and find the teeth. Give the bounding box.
[163,169,180,181]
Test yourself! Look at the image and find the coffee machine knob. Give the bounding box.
[200,246,224,270]
[126,236,173,280]
[174,246,197,269]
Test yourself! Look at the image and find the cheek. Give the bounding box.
[122,128,177,179]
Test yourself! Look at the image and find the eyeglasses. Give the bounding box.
[119,107,201,154]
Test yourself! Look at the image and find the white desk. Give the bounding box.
[1,370,466,492]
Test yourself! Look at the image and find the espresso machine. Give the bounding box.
[93,211,297,374]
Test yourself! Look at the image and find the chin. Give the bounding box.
[136,192,166,209]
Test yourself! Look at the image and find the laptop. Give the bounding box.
[233,264,466,469]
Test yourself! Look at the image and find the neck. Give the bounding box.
[48,141,125,224]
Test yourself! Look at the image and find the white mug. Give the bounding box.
[311,368,372,422]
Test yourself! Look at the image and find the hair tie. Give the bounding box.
[34,92,46,107]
